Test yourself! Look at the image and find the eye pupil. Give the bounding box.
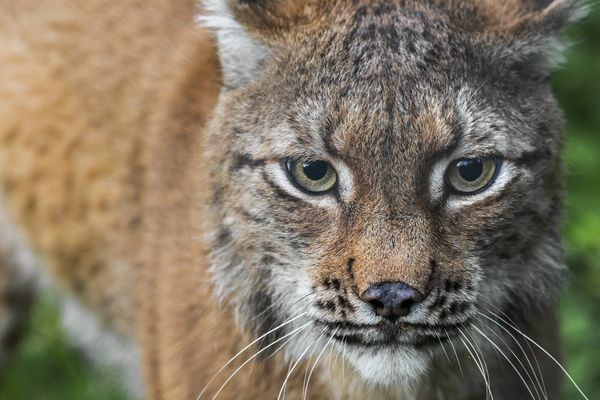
[302,161,329,181]
[457,158,483,182]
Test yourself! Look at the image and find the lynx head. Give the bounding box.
[199,0,584,387]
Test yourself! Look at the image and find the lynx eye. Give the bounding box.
[446,157,499,194]
[286,160,337,194]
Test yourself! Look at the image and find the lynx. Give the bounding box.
[0,0,588,399]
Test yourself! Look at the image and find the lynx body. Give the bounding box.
[0,0,585,399]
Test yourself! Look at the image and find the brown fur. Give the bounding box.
[0,0,202,334]
[0,0,583,399]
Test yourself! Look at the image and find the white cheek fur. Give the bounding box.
[340,344,429,388]
[330,160,355,203]
[429,155,452,201]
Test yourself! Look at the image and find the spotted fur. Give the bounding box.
[0,0,585,399]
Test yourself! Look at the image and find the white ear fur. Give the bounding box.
[197,0,270,88]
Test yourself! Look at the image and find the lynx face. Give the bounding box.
[202,0,581,387]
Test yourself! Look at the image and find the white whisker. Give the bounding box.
[301,347,315,398]
[445,328,464,376]
[327,337,335,383]
[459,328,492,400]
[245,292,314,334]
[265,329,309,361]
[485,310,589,400]
[341,336,348,389]
[277,333,321,400]
[466,328,493,398]
[488,307,549,400]
[208,321,311,400]
[435,331,453,366]
[471,324,537,400]
[196,312,309,400]
[303,328,338,400]
[246,309,311,386]
[476,313,546,400]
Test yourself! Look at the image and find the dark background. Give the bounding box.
[0,6,598,400]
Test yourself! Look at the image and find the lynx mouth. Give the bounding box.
[314,319,469,349]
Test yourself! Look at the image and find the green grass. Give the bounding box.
[1,6,599,400]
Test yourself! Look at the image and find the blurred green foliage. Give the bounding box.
[0,300,129,400]
[0,5,599,400]
[556,3,600,399]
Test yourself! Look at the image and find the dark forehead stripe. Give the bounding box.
[320,115,336,156]
[231,153,266,171]
[343,2,460,75]
[303,3,475,158]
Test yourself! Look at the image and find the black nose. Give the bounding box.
[360,282,425,319]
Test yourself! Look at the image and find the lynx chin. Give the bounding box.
[0,0,589,399]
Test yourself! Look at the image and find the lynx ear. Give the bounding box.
[198,0,321,88]
[198,0,270,89]
[490,0,588,78]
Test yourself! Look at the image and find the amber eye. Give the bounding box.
[286,160,337,194]
[446,157,499,194]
